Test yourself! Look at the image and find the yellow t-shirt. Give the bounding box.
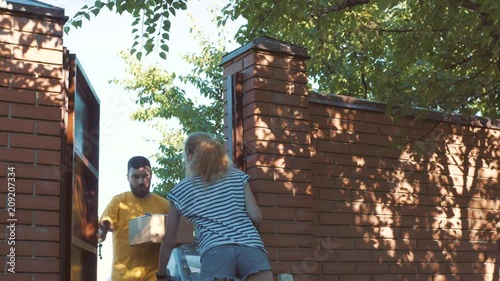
[100,191,170,281]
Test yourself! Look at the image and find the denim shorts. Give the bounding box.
[200,244,272,281]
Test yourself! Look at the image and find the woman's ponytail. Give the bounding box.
[184,132,231,184]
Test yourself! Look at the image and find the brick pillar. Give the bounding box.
[221,37,315,279]
[0,1,67,280]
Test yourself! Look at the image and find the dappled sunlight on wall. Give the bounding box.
[309,93,499,280]
[221,37,499,281]
[0,2,107,280]
[1,2,66,105]
[0,1,71,280]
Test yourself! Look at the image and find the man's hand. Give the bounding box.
[97,220,114,242]
[100,220,114,232]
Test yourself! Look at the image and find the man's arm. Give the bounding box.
[157,202,180,280]
[97,196,119,242]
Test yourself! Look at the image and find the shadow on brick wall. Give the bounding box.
[227,46,500,280]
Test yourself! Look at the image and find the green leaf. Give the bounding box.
[71,20,82,28]
[106,1,114,10]
[152,13,162,22]
[95,0,104,8]
[169,7,176,16]
[162,20,171,31]
[146,25,156,33]
[73,11,86,17]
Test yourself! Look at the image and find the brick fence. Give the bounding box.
[221,37,499,281]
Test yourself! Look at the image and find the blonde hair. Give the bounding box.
[184,132,231,184]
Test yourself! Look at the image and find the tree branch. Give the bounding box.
[441,56,473,72]
[355,14,448,33]
[461,0,480,11]
[465,83,500,105]
[316,0,371,17]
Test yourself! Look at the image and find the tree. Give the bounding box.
[225,0,500,118]
[69,0,499,119]
[110,27,227,195]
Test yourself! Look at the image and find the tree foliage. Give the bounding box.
[66,0,188,60]
[110,30,226,195]
[69,0,500,119]
[223,0,500,118]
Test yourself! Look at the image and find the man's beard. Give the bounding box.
[131,184,149,198]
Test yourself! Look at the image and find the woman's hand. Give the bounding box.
[156,270,171,281]
[156,276,168,281]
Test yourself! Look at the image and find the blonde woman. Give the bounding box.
[157,132,272,281]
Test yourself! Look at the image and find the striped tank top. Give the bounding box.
[167,168,265,256]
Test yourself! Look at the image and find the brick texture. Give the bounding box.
[221,37,500,281]
[0,6,65,280]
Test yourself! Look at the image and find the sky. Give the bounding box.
[40,0,243,280]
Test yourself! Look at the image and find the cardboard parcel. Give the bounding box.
[129,214,194,246]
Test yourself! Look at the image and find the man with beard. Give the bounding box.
[98,156,170,281]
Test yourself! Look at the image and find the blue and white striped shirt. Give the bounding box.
[167,168,265,256]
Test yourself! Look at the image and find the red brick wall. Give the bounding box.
[221,37,499,281]
[0,3,66,280]
[308,95,499,281]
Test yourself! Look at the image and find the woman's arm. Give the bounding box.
[244,182,262,224]
[157,202,180,279]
